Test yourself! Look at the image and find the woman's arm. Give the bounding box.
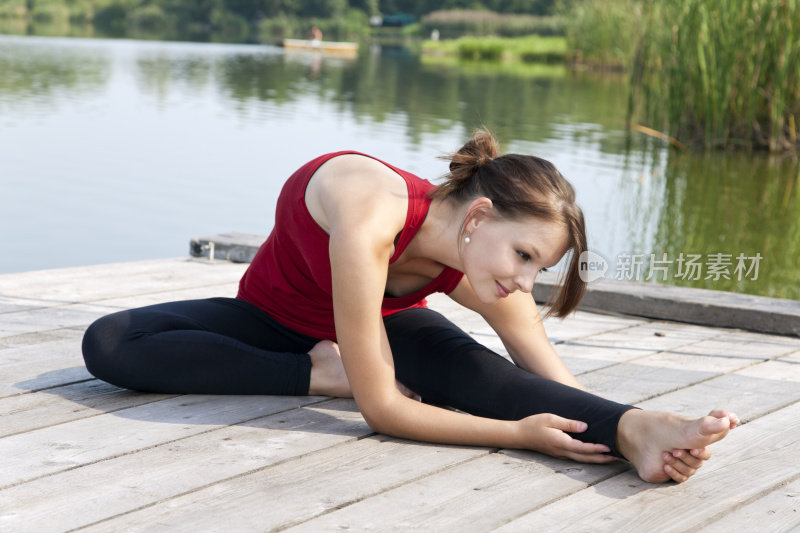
[330,230,605,459]
[311,156,606,460]
[318,162,520,448]
[447,276,584,390]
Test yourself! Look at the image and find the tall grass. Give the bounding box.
[565,0,800,151]
[561,0,643,68]
[630,1,800,152]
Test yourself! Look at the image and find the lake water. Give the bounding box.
[1,35,797,299]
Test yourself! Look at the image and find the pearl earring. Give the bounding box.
[464,235,471,244]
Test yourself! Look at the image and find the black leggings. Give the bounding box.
[81,297,634,455]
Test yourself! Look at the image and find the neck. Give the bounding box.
[405,197,465,270]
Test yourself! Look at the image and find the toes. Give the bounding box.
[708,409,740,428]
[698,416,731,439]
[672,449,704,469]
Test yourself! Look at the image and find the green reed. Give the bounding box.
[630,0,800,151]
[565,0,800,152]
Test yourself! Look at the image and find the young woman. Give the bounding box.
[82,129,738,483]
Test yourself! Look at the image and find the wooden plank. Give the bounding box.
[0,258,246,303]
[554,319,724,366]
[0,303,116,338]
[580,361,718,405]
[0,379,175,438]
[539,310,646,343]
[0,280,241,341]
[0,328,80,350]
[0,335,91,399]
[493,400,800,532]
[427,293,646,344]
[697,476,800,532]
[284,450,628,532]
[637,351,800,422]
[80,437,489,533]
[665,331,800,360]
[0,399,370,531]
[0,295,49,314]
[0,394,322,488]
[87,282,240,312]
[560,354,621,376]
[577,340,784,406]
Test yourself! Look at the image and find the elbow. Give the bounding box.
[358,395,400,436]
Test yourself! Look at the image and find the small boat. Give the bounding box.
[281,38,358,55]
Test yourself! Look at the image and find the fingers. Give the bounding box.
[690,447,712,460]
[550,430,611,456]
[669,449,704,469]
[543,413,589,434]
[663,462,693,483]
[524,414,613,461]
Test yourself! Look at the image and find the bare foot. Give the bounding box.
[616,409,738,483]
[307,340,352,397]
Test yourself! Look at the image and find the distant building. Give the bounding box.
[372,13,416,28]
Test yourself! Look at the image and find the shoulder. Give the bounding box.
[305,153,409,238]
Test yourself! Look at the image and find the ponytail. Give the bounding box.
[438,127,499,197]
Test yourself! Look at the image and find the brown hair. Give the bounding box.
[431,127,588,317]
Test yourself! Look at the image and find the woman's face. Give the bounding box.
[461,212,568,304]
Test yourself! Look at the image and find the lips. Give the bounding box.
[496,281,510,297]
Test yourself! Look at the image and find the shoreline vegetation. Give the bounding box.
[421,35,566,64]
[566,0,800,152]
[1,0,798,152]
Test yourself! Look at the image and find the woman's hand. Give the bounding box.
[516,413,616,463]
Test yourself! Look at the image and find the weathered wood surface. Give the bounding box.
[1,258,799,532]
[493,401,800,533]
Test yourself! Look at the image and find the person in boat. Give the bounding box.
[309,26,323,45]
[82,128,738,483]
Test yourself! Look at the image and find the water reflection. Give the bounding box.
[0,36,796,299]
[0,37,109,113]
[655,152,799,299]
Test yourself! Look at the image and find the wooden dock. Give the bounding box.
[1,258,799,531]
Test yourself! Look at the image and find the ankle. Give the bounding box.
[615,408,643,461]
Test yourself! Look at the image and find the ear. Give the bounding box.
[463,197,494,233]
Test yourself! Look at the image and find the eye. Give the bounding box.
[517,250,532,262]
[541,267,549,272]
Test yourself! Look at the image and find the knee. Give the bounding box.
[81,311,134,385]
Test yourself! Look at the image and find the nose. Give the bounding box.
[514,268,537,294]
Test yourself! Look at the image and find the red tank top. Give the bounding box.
[237,151,464,341]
